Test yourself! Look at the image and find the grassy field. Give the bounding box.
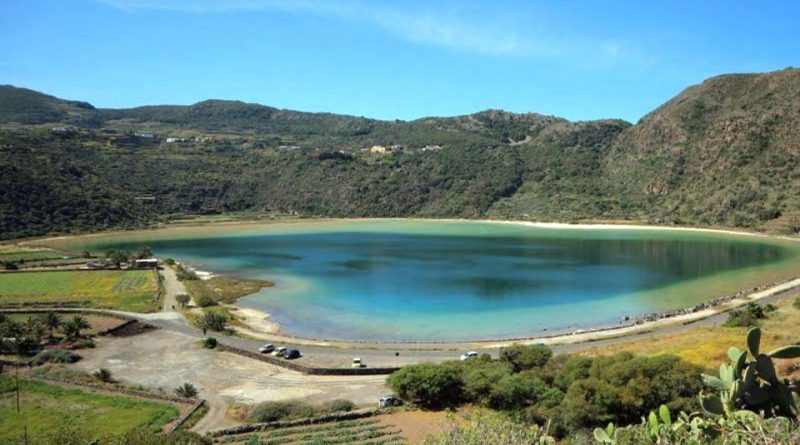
[584,296,800,372]
[0,270,156,312]
[184,276,273,305]
[219,418,405,445]
[0,375,179,442]
[0,245,65,263]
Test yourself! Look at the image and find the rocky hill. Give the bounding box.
[1,68,798,239]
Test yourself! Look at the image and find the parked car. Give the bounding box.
[284,349,301,359]
[352,357,365,368]
[379,396,403,408]
[271,346,287,357]
[460,351,479,361]
[258,344,275,354]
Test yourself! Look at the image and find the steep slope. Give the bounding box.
[606,68,800,226]
[0,85,99,126]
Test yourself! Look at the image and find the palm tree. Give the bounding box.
[175,383,198,398]
[25,316,47,345]
[63,315,91,341]
[93,368,113,383]
[39,312,63,340]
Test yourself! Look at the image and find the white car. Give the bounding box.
[379,396,402,408]
[271,346,287,357]
[460,351,479,361]
[258,344,275,354]
[352,357,365,368]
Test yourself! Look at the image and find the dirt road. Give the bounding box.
[159,265,186,312]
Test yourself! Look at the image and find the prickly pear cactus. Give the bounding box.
[700,327,800,419]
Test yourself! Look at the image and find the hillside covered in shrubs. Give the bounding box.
[2,68,800,239]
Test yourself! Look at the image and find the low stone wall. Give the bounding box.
[209,409,382,437]
[167,399,207,434]
[216,344,400,376]
[27,374,197,405]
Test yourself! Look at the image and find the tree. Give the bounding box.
[1,260,19,270]
[175,382,198,398]
[136,245,153,259]
[199,312,227,332]
[63,315,91,340]
[106,250,130,267]
[387,363,463,408]
[39,311,63,339]
[176,294,191,308]
[500,344,553,372]
[93,368,113,383]
[81,250,92,258]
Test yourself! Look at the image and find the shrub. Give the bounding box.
[500,344,553,372]
[247,400,315,422]
[93,368,113,383]
[202,337,217,349]
[462,361,513,405]
[387,363,463,408]
[423,412,556,445]
[75,338,95,349]
[320,399,355,413]
[724,302,773,327]
[793,296,800,310]
[175,383,198,398]
[199,312,227,332]
[163,258,176,266]
[559,353,702,431]
[30,349,81,365]
[176,293,191,308]
[193,294,217,308]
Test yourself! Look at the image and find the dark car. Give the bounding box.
[284,349,301,359]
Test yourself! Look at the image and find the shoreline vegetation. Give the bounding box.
[14,217,800,347]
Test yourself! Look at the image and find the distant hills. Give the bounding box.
[1,68,799,239]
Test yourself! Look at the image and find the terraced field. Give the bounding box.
[218,418,406,445]
[0,245,65,262]
[0,270,156,312]
[0,375,180,442]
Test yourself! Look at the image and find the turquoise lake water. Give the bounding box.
[80,221,800,341]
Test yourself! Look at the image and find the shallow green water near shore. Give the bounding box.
[61,220,800,341]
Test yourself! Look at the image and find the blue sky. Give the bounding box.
[1,0,798,122]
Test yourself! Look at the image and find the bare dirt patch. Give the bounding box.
[68,329,389,432]
[377,410,450,444]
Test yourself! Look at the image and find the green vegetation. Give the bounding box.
[174,383,198,399]
[0,374,180,443]
[699,327,799,419]
[3,69,800,240]
[724,302,777,327]
[4,424,210,445]
[0,270,156,311]
[245,399,356,423]
[184,276,273,305]
[220,418,402,445]
[387,344,702,436]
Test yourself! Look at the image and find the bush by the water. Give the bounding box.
[246,398,357,423]
[387,344,702,435]
[724,302,776,327]
[30,349,81,365]
[198,312,227,332]
[193,294,216,308]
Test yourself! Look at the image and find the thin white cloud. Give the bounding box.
[92,0,641,64]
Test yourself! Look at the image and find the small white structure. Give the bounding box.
[133,258,158,269]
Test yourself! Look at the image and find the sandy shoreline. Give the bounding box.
[21,216,800,248]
